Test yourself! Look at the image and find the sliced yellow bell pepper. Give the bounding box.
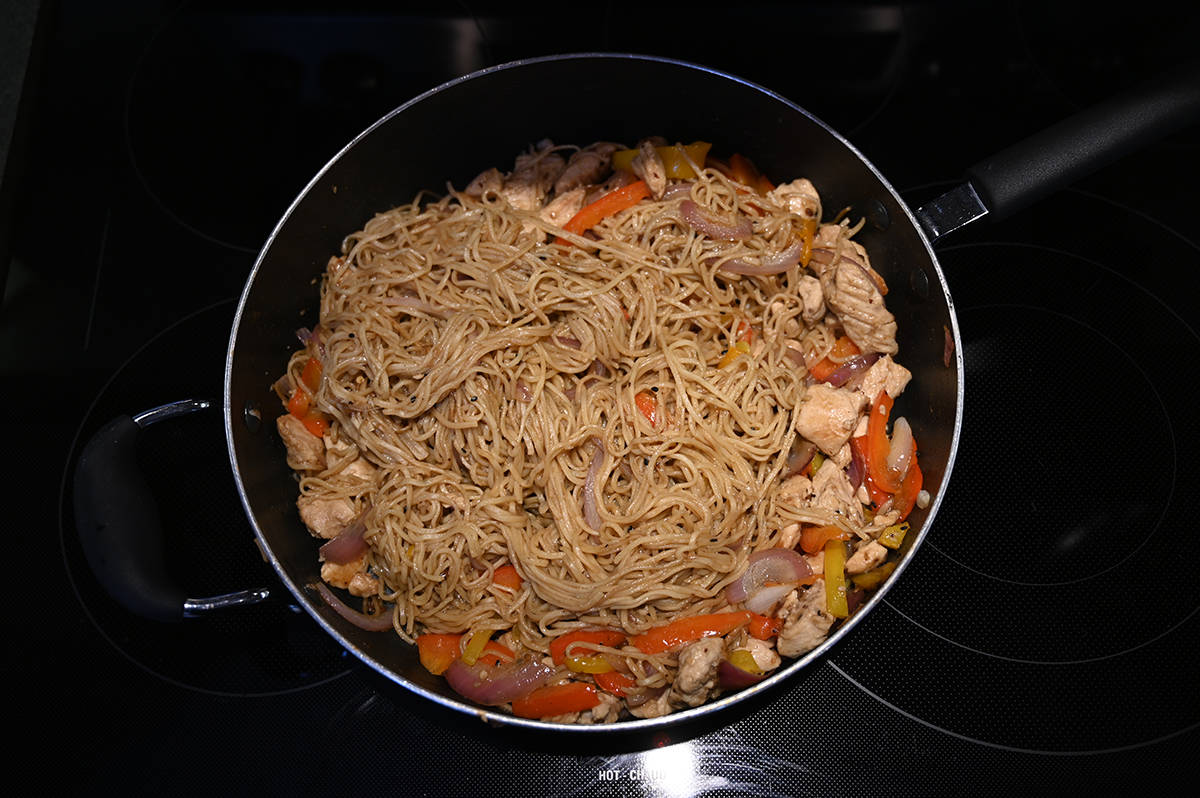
[728,649,762,675]
[851,560,897,591]
[565,655,615,674]
[823,539,849,618]
[611,141,712,179]
[878,521,910,550]
[717,340,751,369]
[460,629,492,666]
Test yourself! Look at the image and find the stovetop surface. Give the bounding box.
[7,1,1200,795]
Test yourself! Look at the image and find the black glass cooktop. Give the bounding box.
[8,1,1199,795]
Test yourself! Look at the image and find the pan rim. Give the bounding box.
[223,51,964,734]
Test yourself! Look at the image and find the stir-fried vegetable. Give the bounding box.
[630,611,753,654]
[823,539,850,618]
[808,336,861,383]
[634,390,660,426]
[556,180,650,245]
[593,670,636,697]
[611,141,712,179]
[511,682,601,719]
[492,564,523,592]
[550,629,627,665]
[416,633,462,675]
[799,524,852,556]
[878,521,909,550]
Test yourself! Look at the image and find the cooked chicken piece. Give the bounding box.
[777,581,835,658]
[671,637,724,708]
[779,522,802,549]
[320,553,379,597]
[806,550,825,575]
[777,474,813,506]
[796,275,826,326]
[856,355,912,405]
[769,178,822,221]
[498,143,567,211]
[795,383,867,456]
[823,257,898,355]
[631,138,667,199]
[277,414,325,471]
[555,142,621,194]
[810,457,863,524]
[626,688,672,719]
[335,457,376,485]
[845,540,888,575]
[297,493,356,539]
[464,167,504,198]
[539,186,586,228]
[867,508,902,534]
[739,638,782,672]
[830,441,852,469]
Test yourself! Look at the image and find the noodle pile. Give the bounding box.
[280,139,897,719]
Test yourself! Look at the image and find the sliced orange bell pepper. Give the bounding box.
[416,633,462,675]
[629,611,752,654]
[799,524,852,556]
[808,336,861,382]
[634,390,660,426]
[300,356,323,391]
[748,613,783,640]
[610,141,711,179]
[492,564,523,592]
[556,180,650,246]
[550,629,627,665]
[892,454,924,521]
[511,682,601,719]
[866,391,904,493]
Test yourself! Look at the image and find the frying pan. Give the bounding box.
[73,53,1200,734]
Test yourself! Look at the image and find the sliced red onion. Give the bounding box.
[312,582,394,632]
[679,199,752,240]
[847,443,866,492]
[582,438,604,530]
[783,438,817,478]
[718,658,765,689]
[847,588,867,615]
[726,548,812,603]
[515,380,533,402]
[587,359,610,378]
[662,182,694,201]
[295,327,315,345]
[443,657,555,706]
[823,352,881,388]
[744,583,796,615]
[717,239,804,275]
[886,416,914,479]
[556,335,583,349]
[318,514,369,565]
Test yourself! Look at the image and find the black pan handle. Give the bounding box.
[73,398,271,622]
[918,59,1200,243]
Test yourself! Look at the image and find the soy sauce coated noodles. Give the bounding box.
[274,138,927,723]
